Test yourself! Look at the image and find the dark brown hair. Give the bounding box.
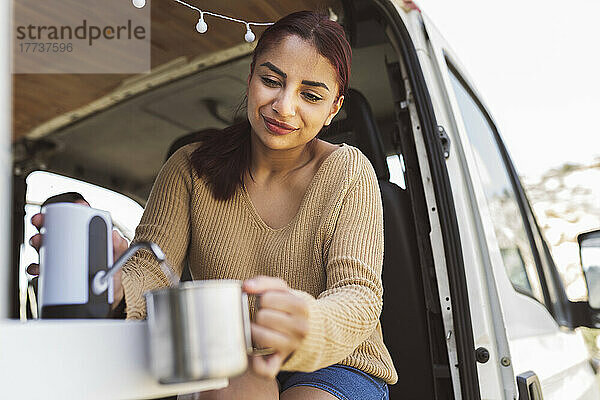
[42,192,88,208]
[190,11,352,200]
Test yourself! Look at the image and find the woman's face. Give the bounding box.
[247,35,344,151]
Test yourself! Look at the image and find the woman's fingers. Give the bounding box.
[112,230,128,260]
[244,275,309,379]
[27,213,44,276]
[31,213,43,231]
[251,323,291,351]
[258,290,309,317]
[29,233,42,251]
[243,276,288,294]
[26,263,39,276]
[254,308,308,339]
[29,213,44,252]
[250,351,283,379]
[110,230,127,304]
[250,324,288,378]
[29,213,44,253]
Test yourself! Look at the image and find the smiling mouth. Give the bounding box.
[262,115,298,135]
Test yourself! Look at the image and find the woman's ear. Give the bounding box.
[325,95,344,126]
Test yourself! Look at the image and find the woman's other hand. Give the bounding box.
[111,230,128,305]
[243,276,309,378]
[26,212,44,276]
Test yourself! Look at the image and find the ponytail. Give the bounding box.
[189,120,251,200]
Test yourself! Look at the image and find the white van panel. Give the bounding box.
[510,332,599,399]
[499,281,560,339]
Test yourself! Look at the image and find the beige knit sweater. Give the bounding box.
[121,142,398,384]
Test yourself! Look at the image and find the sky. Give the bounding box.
[414,0,600,179]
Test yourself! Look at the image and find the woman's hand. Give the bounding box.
[111,230,129,306]
[25,212,45,276]
[243,276,309,378]
[27,212,128,306]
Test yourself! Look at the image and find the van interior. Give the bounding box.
[12,1,456,398]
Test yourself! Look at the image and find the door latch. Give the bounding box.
[517,371,543,400]
[437,125,451,159]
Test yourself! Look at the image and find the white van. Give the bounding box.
[2,0,599,399]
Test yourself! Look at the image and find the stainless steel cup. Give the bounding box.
[144,280,252,384]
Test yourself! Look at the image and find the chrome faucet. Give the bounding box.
[92,241,166,295]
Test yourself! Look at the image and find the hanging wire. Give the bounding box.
[173,0,273,26]
[158,0,274,42]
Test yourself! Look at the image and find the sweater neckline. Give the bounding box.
[241,143,347,232]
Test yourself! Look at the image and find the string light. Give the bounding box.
[195,13,208,33]
[244,24,255,43]
[131,0,275,42]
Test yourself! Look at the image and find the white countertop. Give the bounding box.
[0,319,228,399]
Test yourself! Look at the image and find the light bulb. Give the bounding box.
[244,25,255,43]
[132,0,146,8]
[196,15,208,33]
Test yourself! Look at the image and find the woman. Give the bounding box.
[32,10,397,400]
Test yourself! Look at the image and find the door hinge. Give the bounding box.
[437,125,451,159]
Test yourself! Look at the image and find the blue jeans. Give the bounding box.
[277,364,389,400]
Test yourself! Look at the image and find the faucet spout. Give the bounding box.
[92,241,166,296]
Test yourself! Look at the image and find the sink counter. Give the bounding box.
[0,319,228,399]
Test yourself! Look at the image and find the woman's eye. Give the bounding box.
[260,77,280,87]
[302,92,322,102]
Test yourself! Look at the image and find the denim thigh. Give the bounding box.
[277,364,389,400]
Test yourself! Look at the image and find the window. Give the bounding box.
[448,69,545,304]
[20,171,144,319]
[386,154,407,189]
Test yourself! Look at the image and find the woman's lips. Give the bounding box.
[262,115,298,135]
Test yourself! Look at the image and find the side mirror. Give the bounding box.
[579,230,600,308]
[568,229,600,328]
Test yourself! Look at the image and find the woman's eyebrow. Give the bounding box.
[259,62,329,91]
[260,62,286,78]
[301,80,329,91]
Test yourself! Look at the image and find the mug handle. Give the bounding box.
[241,293,276,357]
[241,292,253,354]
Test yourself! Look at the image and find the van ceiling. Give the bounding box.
[12,0,332,140]
[46,56,252,196]
[13,1,398,203]
[33,42,395,202]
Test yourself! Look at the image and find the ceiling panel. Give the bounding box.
[13,0,335,140]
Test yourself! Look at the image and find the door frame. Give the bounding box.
[371,1,482,398]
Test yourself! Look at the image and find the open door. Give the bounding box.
[420,11,600,400]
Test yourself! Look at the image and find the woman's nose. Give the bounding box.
[271,90,296,117]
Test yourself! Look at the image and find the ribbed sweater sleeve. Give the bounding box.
[281,154,384,372]
[121,147,193,320]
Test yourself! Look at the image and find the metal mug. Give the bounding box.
[144,279,253,384]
